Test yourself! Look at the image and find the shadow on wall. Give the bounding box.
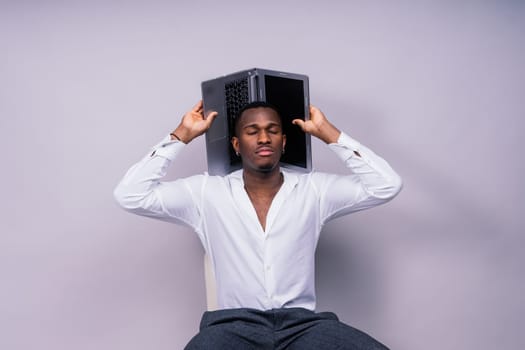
[315,220,387,327]
[314,94,507,240]
[310,95,396,329]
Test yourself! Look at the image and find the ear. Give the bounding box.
[282,134,286,150]
[231,136,240,154]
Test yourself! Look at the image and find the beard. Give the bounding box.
[242,156,280,173]
[257,163,277,172]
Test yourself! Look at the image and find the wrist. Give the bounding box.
[170,132,183,142]
[171,126,193,144]
[317,122,341,144]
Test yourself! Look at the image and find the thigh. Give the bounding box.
[184,323,257,350]
[285,319,389,350]
[185,309,274,350]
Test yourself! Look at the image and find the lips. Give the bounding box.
[256,147,274,156]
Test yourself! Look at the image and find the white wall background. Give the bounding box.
[1,1,524,349]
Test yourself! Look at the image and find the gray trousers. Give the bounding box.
[185,307,389,350]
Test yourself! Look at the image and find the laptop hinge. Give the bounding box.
[248,74,258,102]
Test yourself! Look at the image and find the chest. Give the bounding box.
[245,190,279,231]
[201,174,319,236]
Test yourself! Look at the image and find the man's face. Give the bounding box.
[231,107,286,173]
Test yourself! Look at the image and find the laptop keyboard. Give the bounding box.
[225,78,249,125]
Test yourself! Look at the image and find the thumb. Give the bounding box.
[205,111,219,127]
[292,118,305,130]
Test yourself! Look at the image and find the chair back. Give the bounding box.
[204,253,218,311]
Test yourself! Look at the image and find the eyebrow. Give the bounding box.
[242,122,281,129]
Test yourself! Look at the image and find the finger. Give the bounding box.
[310,105,320,115]
[192,100,203,112]
[310,105,326,122]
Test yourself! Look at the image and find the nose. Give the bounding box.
[257,130,271,144]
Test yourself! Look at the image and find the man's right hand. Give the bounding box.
[171,100,218,144]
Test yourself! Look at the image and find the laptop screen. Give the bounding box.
[264,75,307,168]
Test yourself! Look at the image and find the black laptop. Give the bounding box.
[201,68,312,175]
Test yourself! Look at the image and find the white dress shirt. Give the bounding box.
[114,132,402,311]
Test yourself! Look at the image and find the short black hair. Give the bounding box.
[232,101,282,137]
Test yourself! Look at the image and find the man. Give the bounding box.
[114,99,402,349]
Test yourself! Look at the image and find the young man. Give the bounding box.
[114,100,402,349]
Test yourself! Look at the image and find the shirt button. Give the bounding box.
[266,265,271,271]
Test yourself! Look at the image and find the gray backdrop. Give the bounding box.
[1,1,523,349]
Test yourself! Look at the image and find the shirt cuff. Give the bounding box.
[149,134,186,161]
[328,132,362,156]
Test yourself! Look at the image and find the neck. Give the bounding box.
[242,167,283,193]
